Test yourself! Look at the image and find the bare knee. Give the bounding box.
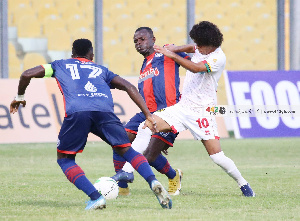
[114,146,131,157]
[144,149,156,162]
[57,152,75,160]
[144,138,168,163]
[127,132,136,143]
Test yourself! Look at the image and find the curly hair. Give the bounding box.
[189,21,223,47]
[72,38,93,57]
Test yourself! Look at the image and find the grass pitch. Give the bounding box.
[1,138,299,221]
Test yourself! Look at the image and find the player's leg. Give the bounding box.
[116,116,179,192]
[111,113,146,194]
[114,124,152,179]
[183,111,255,197]
[202,139,255,197]
[56,112,106,210]
[144,135,183,196]
[57,152,106,210]
[113,128,151,195]
[95,112,172,208]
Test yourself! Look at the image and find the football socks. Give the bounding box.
[57,158,101,200]
[123,147,156,187]
[210,151,248,187]
[149,154,176,179]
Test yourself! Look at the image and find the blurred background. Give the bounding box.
[0,0,299,79]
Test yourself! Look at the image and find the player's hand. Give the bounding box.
[143,115,159,133]
[10,99,26,114]
[164,44,177,52]
[162,145,170,155]
[162,149,169,155]
[153,45,175,58]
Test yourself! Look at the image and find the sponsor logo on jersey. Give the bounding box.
[84,81,97,92]
[77,92,108,98]
[155,53,163,57]
[138,67,160,83]
[159,132,170,137]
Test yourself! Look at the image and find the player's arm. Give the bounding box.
[164,43,196,53]
[154,45,207,73]
[10,65,46,114]
[110,76,158,133]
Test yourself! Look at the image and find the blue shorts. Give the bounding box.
[57,111,131,154]
[125,112,178,146]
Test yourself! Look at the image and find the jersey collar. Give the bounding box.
[145,52,156,60]
[73,58,93,63]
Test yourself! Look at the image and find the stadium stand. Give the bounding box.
[42,15,66,37]
[10,5,36,26]
[31,0,54,9]
[8,42,22,79]
[23,53,47,71]
[37,5,58,21]
[17,15,42,38]
[7,0,277,77]
[71,28,94,43]
[47,28,71,51]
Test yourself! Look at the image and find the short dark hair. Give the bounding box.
[72,39,93,57]
[189,21,223,47]
[135,27,154,37]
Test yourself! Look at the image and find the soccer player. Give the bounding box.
[10,38,172,210]
[142,21,255,197]
[111,27,190,196]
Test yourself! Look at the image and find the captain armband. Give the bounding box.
[42,64,54,78]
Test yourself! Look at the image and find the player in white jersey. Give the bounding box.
[142,21,255,197]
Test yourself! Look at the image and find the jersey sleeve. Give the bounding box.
[202,51,226,73]
[42,60,60,78]
[104,70,118,89]
[176,52,191,60]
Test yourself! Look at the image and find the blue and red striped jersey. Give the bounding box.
[138,52,190,112]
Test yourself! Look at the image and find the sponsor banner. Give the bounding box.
[0,77,228,143]
[225,70,300,138]
[0,79,58,143]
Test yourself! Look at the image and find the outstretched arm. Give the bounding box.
[10,65,45,114]
[164,43,196,53]
[154,45,207,73]
[110,76,158,133]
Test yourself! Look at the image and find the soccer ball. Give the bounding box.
[94,177,119,200]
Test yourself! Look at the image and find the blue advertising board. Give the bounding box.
[224,71,300,138]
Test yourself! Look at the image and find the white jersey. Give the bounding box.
[179,47,226,112]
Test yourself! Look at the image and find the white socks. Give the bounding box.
[122,124,152,173]
[210,151,248,187]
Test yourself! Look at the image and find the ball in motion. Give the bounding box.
[94,177,119,200]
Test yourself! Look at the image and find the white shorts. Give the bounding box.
[154,103,219,140]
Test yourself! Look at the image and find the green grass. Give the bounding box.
[1,138,300,221]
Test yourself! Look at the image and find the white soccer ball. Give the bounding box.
[94,177,119,200]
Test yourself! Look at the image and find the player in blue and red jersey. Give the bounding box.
[112,27,190,196]
[10,39,172,210]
